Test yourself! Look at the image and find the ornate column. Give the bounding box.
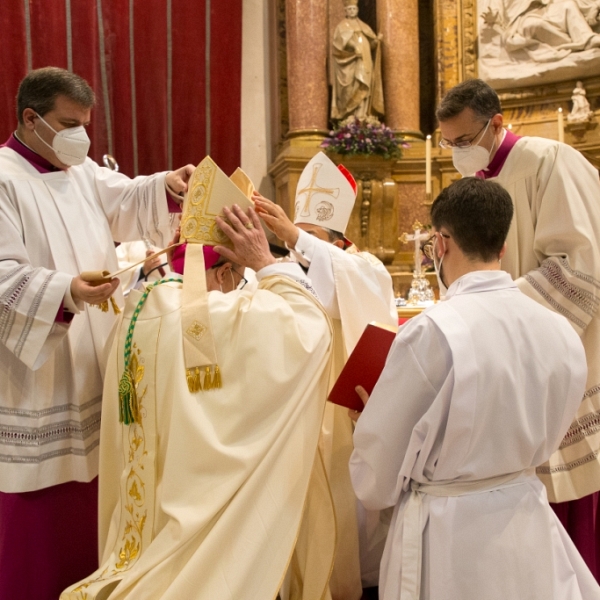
[286,0,329,135]
[377,0,421,138]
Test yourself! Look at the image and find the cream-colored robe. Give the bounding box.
[490,135,600,502]
[62,267,335,600]
[290,230,397,597]
[0,148,172,492]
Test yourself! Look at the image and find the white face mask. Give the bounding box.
[451,120,494,177]
[34,113,90,166]
[432,235,448,299]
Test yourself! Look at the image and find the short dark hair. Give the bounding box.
[16,67,95,124]
[322,227,345,244]
[436,79,502,123]
[430,177,513,263]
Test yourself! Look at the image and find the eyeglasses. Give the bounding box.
[421,233,450,260]
[439,120,490,150]
[211,264,248,290]
[231,268,248,290]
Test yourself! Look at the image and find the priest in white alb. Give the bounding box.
[350,177,600,600]
[437,78,600,577]
[0,66,193,599]
[254,151,397,599]
[61,158,335,600]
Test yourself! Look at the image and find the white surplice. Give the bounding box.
[492,136,600,501]
[0,148,173,492]
[61,265,334,600]
[350,271,600,600]
[290,230,397,595]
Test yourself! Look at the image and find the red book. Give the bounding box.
[328,322,398,412]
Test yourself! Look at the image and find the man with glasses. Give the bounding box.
[437,77,600,579]
[350,177,599,600]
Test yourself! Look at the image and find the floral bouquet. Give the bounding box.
[320,116,408,160]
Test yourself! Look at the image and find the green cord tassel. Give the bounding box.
[119,277,183,425]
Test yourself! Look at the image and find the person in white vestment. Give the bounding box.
[0,66,194,599]
[350,177,600,600]
[61,203,334,600]
[254,151,397,599]
[437,78,600,577]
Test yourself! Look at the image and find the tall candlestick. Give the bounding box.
[558,107,564,143]
[425,135,432,195]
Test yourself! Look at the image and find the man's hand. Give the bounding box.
[166,228,181,270]
[71,276,120,306]
[348,385,370,423]
[215,205,276,272]
[165,164,195,203]
[253,192,300,249]
[142,249,165,277]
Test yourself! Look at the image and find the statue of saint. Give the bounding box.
[568,80,595,123]
[330,0,384,121]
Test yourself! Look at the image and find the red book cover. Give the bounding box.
[328,322,398,412]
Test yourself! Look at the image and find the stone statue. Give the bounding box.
[330,0,384,121]
[568,80,595,123]
[481,0,600,62]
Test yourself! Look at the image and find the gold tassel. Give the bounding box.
[110,296,121,314]
[203,366,213,391]
[186,367,202,393]
[212,365,222,389]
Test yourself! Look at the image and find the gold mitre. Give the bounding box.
[343,0,359,7]
[180,156,254,248]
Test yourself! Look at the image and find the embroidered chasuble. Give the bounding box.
[485,136,600,502]
[61,267,335,599]
[0,144,173,493]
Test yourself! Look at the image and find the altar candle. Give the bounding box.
[558,107,564,143]
[425,135,432,195]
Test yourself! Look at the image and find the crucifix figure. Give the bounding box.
[399,220,430,278]
[297,163,340,217]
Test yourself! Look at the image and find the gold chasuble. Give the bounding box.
[62,158,336,600]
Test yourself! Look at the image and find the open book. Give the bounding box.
[328,322,398,412]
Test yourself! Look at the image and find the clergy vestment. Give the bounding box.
[478,130,600,576]
[0,134,174,599]
[61,262,335,599]
[288,229,397,597]
[350,271,600,600]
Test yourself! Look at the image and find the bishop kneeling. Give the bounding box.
[61,158,336,600]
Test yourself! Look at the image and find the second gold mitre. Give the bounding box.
[180,156,255,247]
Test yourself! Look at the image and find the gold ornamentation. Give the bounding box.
[180,162,218,244]
[297,163,340,217]
[186,320,207,341]
[65,344,149,597]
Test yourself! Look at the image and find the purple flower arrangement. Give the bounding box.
[321,116,408,160]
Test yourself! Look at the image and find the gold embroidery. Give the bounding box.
[63,342,149,597]
[186,320,207,341]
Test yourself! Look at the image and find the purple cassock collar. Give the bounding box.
[476,129,521,180]
[1,133,60,173]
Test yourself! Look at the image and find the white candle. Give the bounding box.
[425,135,432,195]
[558,108,564,143]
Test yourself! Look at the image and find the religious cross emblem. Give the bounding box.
[399,220,435,306]
[399,221,430,278]
[297,163,340,217]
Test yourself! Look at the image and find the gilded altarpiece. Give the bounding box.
[270,0,600,298]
